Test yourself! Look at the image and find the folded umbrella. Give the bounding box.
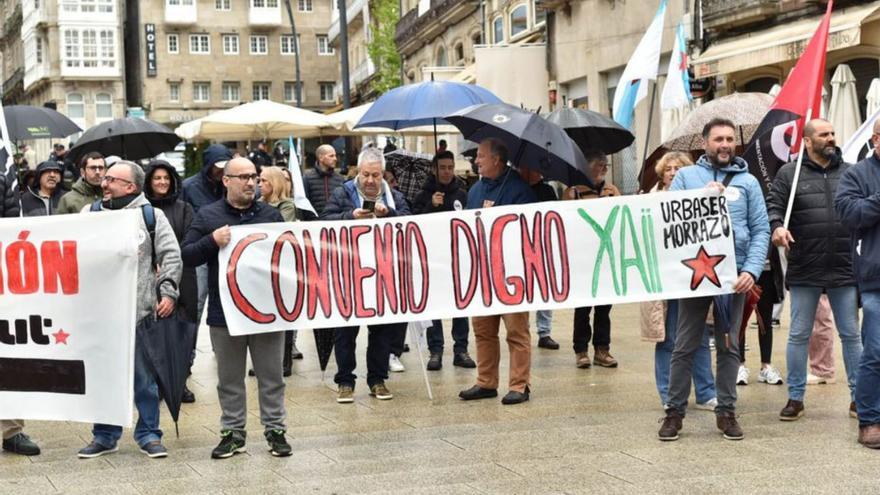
[314,328,335,379]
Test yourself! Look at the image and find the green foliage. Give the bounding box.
[184,141,207,178]
[367,0,402,95]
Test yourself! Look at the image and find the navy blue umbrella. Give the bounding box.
[445,103,593,186]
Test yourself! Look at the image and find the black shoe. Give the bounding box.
[772,319,781,327]
[2,433,40,456]
[211,431,246,459]
[290,345,303,360]
[779,399,805,421]
[459,385,498,401]
[248,369,256,377]
[181,385,195,404]
[501,387,530,405]
[403,344,410,353]
[453,352,476,368]
[427,352,442,371]
[538,336,560,350]
[265,429,292,457]
[283,366,292,377]
[658,409,683,441]
[139,441,168,458]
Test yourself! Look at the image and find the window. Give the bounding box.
[534,2,546,25]
[167,34,179,54]
[99,30,114,66]
[284,81,303,102]
[280,35,299,55]
[317,35,334,55]
[62,28,117,69]
[251,0,278,7]
[66,93,84,120]
[193,82,210,102]
[215,0,230,9]
[222,82,240,102]
[223,34,239,54]
[64,30,80,67]
[62,0,111,13]
[169,82,180,102]
[189,34,210,54]
[471,31,482,47]
[435,46,447,67]
[250,35,268,55]
[98,0,112,12]
[36,37,43,64]
[509,5,528,38]
[297,0,311,11]
[319,82,334,102]
[253,82,270,100]
[82,29,98,67]
[95,93,113,120]
[492,16,503,44]
[167,0,194,5]
[453,42,464,64]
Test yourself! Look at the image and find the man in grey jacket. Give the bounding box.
[76,160,182,459]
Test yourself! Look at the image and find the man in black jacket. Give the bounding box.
[767,119,862,421]
[181,157,292,459]
[303,144,344,215]
[0,167,20,217]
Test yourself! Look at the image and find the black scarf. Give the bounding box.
[102,193,139,210]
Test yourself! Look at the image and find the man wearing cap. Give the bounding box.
[20,160,66,216]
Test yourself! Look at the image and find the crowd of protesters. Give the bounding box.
[3,115,880,459]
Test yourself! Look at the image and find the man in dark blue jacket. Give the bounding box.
[836,118,880,449]
[181,157,291,460]
[459,138,537,406]
[321,147,410,404]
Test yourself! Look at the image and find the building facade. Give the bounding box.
[328,0,375,104]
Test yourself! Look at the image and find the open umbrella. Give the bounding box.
[315,102,459,138]
[314,329,334,377]
[3,105,82,141]
[445,103,592,186]
[660,93,774,151]
[175,100,329,141]
[70,117,180,162]
[543,107,635,155]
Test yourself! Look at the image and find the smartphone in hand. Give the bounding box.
[362,200,376,212]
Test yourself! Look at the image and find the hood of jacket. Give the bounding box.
[695,154,750,176]
[145,160,182,206]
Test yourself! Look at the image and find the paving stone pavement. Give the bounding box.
[2,304,877,494]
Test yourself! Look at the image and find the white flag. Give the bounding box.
[660,22,692,111]
[288,137,317,216]
[842,104,880,163]
[0,99,14,173]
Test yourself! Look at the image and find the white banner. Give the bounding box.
[219,189,738,335]
[0,211,139,426]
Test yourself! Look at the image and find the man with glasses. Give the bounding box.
[77,161,182,459]
[182,157,292,459]
[57,152,106,214]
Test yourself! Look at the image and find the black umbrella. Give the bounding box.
[544,107,635,155]
[445,103,592,186]
[137,315,198,437]
[2,105,82,141]
[69,117,180,163]
[314,328,335,376]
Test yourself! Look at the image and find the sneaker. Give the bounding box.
[658,409,683,441]
[779,399,805,421]
[772,318,781,327]
[593,347,618,368]
[453,352,476,368]
[575,351,591,369]
[282,366,292,378]
[851,401,858,419]
[736,365,749,385]
[369,382,393,400]
[716,412,744,440]
[426,352,442,371]
[537,336,560,349]
[1,433,40,456]
[139,441,168,458]
[709,337,715,351]
[265,429,292,457]
[459,385,498,401]
[389,354,405,373]
[758,365,783,385]
[337,385,355,404]
[290,344,303,360]
[694,397,718,411]
[806,373,835,385]
[211,431,246,459]
[77,441,118,459]
[181,384,196,404]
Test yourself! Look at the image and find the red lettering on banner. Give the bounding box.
[303,229,333,318]
[544,211,570,302]
[6,231,39,295]
[330,228,353,320]
[350,225,376,318]
[271,231,305,322]
[395,224,409,314]
[474,214,493,306]
[489,214,525,305]
[373,224,397,316]
[227,233,275,324]
[521,212,549,303]
[405,223,429,312]
[41,241,79,294]
[450,219,478,309]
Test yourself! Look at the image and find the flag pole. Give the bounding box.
[641,82,659,167]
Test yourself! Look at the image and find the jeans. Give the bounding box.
[334,324,394,388]
[93,319,161,448]
[196,264,209,323]
[572,305,612,352]
[389,323,409,357]
[536,310,553,338]
[655,300,715,405]
[856,290,880,426]
[427,317,469,354]
[786,285,862,402]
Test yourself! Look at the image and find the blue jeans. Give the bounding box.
[535,310,552,337]
[92,319,162,448]
[857,290,880,426]
[787,285,862,401]
[427,318,469,354]
[655,300,716,405]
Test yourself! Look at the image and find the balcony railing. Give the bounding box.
[165,1,198,25]
[328,0,366,44]
[394,0,476,48]
[702,0,781,32]
[249,4,282,26]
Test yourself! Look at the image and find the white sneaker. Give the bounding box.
[694,397,718,411]
[758,365,783,385]
[806,373,835,385]
[737,365,749,385]
[708,337,715,351]
[389,354,405,373]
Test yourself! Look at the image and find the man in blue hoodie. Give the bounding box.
[836,118,880,449]
[658,118,770,442]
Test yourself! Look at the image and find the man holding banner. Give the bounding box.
[658,119,770,441]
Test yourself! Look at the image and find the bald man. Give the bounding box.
[302,144,344,215]
[767,118,862,422]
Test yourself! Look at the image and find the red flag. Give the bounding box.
[743,0,833,195]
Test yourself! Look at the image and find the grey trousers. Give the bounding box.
[668,294,746,415]
[0,419,24,439]
[210,326,287,433]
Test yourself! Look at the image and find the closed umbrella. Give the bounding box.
[2,105,81,141]
[828,64,861,144]
[543,107,635,154]
[70,117,180,162]
[867,78,880,117]
[314,329,334,377]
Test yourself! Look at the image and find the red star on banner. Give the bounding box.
[52,329,70,345]
[681,246,726,290]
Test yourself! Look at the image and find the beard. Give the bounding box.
[708,148,734,167]
[814,143,836,159]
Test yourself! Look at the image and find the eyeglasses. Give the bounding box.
[85,165,106,172]
[102,175,133,185]
[226,173,261,183]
